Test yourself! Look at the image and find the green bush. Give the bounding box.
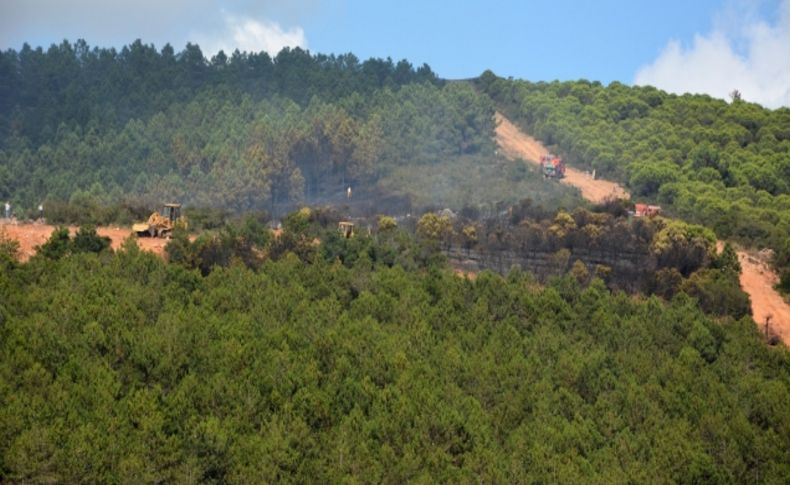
[682,268,751,319]
[36,226,111,260]
[0,240,787,482]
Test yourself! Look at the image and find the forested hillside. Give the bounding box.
[0,41,578,216]
[2,40,789,482]
[1,225,788,483]
[478,72,790,286]
[0,40,440,144]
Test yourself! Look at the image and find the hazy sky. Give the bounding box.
[1,0,788,107]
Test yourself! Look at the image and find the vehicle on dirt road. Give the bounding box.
[541,154,566,178]
[133,203,186,238]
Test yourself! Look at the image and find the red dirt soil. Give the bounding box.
[495,112,629,204]
[1,222,169,261]
[739,253,790,344]
[716,242,790,345]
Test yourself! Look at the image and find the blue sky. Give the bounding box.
[2,0,789,107]
[304,0,727,83]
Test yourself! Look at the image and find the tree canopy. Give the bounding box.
[0,225,788,482]
[0,40,580,219]
[478,72,790,286]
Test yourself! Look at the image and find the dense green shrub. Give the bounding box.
[0,240,788,482]
[682,268,752,319]
[36,225,111,260]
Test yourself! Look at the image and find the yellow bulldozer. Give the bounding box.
[133,203,186,238]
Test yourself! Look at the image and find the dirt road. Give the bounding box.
[733,247,790,345]
[0,222,169,261]
[496,112,790,345]
[495,112,629,204]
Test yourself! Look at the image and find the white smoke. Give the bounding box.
[634,0,790,109]
[195,12,307,57]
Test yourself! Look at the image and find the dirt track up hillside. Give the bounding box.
[731,245,790,345]
[495,112,629,204]
[495,113,790,346]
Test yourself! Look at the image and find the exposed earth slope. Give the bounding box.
[495,112,629,203]
[737,249,790,344]
[1,223,168,260]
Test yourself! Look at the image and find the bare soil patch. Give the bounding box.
[495,112,629,204]
[1,222,168,261]
[716,241,790,344]
[737,250,790,344]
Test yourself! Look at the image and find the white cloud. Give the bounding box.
[0,1,314,58]
[635,0,790,109]
[195,12,307,57]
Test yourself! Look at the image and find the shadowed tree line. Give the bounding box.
[0,39,440,146]
[409,200,750,318]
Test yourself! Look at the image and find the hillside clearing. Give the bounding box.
[495,112,629,203]
[735,247,790,344]
[1,223,168,260]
